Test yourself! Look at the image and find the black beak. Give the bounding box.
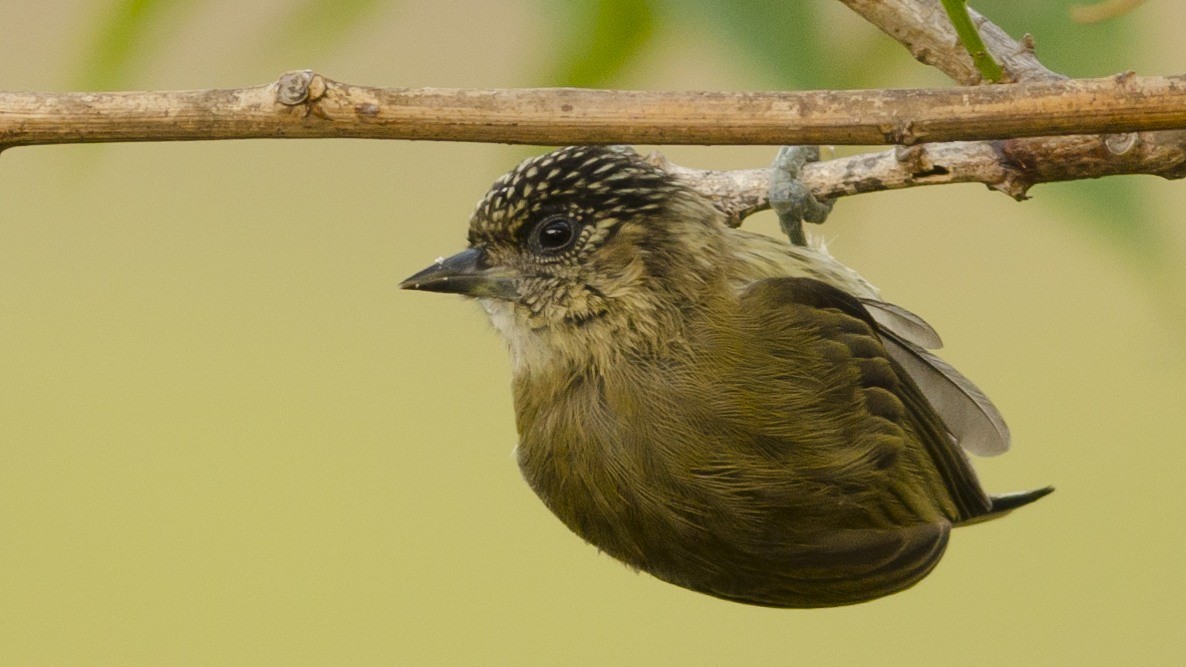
[400,247,520,300]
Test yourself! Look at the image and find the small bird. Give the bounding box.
[402,146,1050,607]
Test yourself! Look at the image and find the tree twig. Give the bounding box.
[653,132,1186,224]
[653,0,1186,221]
[2,2,1184,217]
[838,0,1062,84]
[3,69,1186,150]
[939,0,1003,82]
[817,0,1186,210]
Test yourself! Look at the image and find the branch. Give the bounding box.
[654,1,1186,220]
[653,133,1186,224]
[2,3,1183,215]
[939,0,1004,82]
[807,0,1186,205]
[838,0,1061,84]
[3,69,1186,150]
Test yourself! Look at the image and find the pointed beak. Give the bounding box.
[399,247,520,300]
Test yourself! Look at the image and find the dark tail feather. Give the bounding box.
[957,486,1054,526]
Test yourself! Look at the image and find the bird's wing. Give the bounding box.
[857,297,1010,457]
[860,299,944,350]
[879,330,1011,457]
[710,522,952,608]
[740,277,993,523]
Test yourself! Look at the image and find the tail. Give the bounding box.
[957,486,1054,526]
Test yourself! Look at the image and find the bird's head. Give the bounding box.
[402,146,728,367]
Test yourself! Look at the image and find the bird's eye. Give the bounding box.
[532,216,578,253]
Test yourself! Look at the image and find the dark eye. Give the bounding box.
[532,216,578,253]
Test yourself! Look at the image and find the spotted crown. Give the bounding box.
[468,146,685,246]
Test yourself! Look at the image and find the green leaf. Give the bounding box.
[545,0,658,87]
[964,2,1159,260]
[970,0,1138,76]
[1044,178,1167,268]
[76,0,191,90]
[275,0,389,50]
[676,0,825,89]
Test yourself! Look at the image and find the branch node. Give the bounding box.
[882,121,920,145]
[1113,70,1138,87]
[894,144,926,171]
[642,150,673,170]
[993,173,1032,201]
[275,69,319,106]
[1018,33,1038,56]
[1104,132,1140,155]
[992,140,1037,200]
[909,45,935,65]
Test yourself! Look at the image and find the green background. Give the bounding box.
[2,1,1185,663]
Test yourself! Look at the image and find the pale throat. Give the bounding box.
[480,297,561,376]
[480,295,649,378]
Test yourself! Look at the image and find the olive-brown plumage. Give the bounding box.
[402,146,1049,607]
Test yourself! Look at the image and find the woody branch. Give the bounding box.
[0,0,1181,217]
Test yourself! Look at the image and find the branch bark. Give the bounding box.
[2,69,1186,149]
[651,0,1186,220]
[819,0,1186,206]
[0,1,1183,214]
[839,0,1062,84]
[654,132,1186,225]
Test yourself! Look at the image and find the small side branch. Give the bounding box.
[830,0,1186,203]
[655,132,1186,224]
[839,0,1061,84]
[939,0,1004,82]
[658,2,1186,220]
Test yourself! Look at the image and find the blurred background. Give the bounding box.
[2,0,1184,663]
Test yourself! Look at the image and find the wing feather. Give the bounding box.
[742,277,995,522]
[861,299,944,350]
[879,330,1011,457]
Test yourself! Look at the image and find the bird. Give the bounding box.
[401,145,1050,608]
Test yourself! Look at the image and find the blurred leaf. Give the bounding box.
[275,0,389,51]
[545,0,658,87]
[1044,179,1166,266]
[971,0,1138,76]
[959,2,1161,263]
[674,0,827,89]
[79,0,390,89]
[1069,0,1148,25]
[76,0,191,89]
